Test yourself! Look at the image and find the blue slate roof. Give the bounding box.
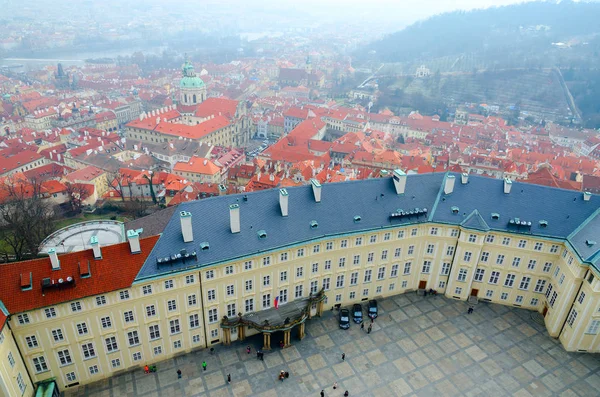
[432,174,598,239]
[135,173,445,280]
[568,208,600,268]
[135,172,600,280]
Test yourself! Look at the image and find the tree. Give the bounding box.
[64,182,91,213]
[0,176,55,261]
[106,171,129,202]
[142,171,158,205]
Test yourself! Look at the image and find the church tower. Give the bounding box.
[179,60,207,106]
[304,55,312,74]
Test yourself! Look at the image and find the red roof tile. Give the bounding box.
[0,236,159,314]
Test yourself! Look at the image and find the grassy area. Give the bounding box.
[53,213,128,230]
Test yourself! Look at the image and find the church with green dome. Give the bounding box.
[179,60,206,106]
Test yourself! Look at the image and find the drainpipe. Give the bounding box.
[197,271,209,349]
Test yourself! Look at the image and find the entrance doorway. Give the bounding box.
[542,306,548,317]
[470,289,479,297]
[418,280,427,289]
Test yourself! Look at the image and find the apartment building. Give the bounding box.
[1,172,600,394]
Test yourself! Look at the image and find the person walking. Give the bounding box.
[246,345,251,354]
[344,391,349,396]
[320,390,325,397]
[361,322,364,331]
[177,369,182,379]
[227,374,231,383]
[468,307,474,314]
[333,381,338,390]
[144,365,149,374]
[341,353,345,361]
[367,324,372,334]
[202,361,207,371]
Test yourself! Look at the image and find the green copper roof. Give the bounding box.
[180,61,205,89]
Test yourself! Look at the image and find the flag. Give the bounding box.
[274,295,279,309]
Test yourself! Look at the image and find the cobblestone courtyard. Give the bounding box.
[64,294,600,397]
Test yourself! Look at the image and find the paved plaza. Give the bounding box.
[40,221,124,254]
[64,294,600,397]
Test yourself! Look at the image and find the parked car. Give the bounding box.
[367,299,378,319]
[339,308,350,329]
[352,303,363,324]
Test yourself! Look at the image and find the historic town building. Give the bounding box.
[1,172,599,394]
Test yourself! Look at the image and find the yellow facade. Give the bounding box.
[4,222,600,392]
[0,320,34,397]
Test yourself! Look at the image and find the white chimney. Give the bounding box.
[90,236,101,259]
[127,230,141,253]
[444,175,456,195]
[583,191,591,201]
[310,179,322,203]
[229,204,240,233]
[279,188,289,217]
[461,172,469,184]
[504,178,512,194]
[180,211,193,242]
[48,248,60,270]
[392,169,407,195]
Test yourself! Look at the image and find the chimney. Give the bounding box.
[90,235,101,259]
[583,191,592,201]
[229,204,240,233]
[392,169,407,195]
[444,174,456,195]
[461,172,469,184]
[126,230,141,253]
[310,178,322,202]
[279,188,289,217]
[180,211,193,242]
[48,248,60,270]
[503,178,512,194]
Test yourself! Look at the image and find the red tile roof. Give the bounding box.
[0,236,159,314]
[194,97,238,119]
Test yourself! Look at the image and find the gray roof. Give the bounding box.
[125,206,178,239]
[567,208,600,267]
[135,173,600,280]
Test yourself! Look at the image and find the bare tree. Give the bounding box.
[106,171,127,202]
[0,176,56,261]
[64,182,91,213]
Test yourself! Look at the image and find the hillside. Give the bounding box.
[358,1,600,69]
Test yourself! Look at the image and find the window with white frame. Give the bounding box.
[76,322,88,335]
[262,294,271,309]
[398,230,405,239]
[324,260,331,270]
[422,261,431,274]
[326,242,333,251]
[554,266,561,277]
[17,373,26,393]
[457,268,468,282]
[154,346,163,356]
[550,244,559,254]
[340,239,348,248]
[245,279,253,291]
[33,356,48,373]
[105,336,118,352]
[446,246,455,256]
[534,279,547,293]
[82,342,96,359]
[207,289,216,302]
[586,320,600,334]
[146,305,156,317]
[164,280,174,290]
[336,275,345,288]
[225,265,234,275]
[44,307,56,319]
[518,239,526,248]
[474,268,485,282]
[279,289,288,304]
[404,262,412,275]
[186,274,196,284]
[173,340,182,349]
[350,291,356,299]
[463,251,472,262]
[515,295,523,304]
[210,329,219,338]
[142,285,153,295]
[377,267,386,280]
[111,358,121,368]
[527,260,536,270]
[578,291,586,304]
[96,295,107,306]
[89,364,99,375]
[25,335,38,348]
[170,319,181,334]
[101,316,112,329]
[504,274,516,287]
[313,245,320,254]
[355,255,362,265]
[296,266,304,277]
[395,248,401,257]
[148,325,161,340]
[355,237,362,246]
[534,242,543,251]
[502,237,510,246]
[430,227,439,236]
[370,235,377,243]
[311,280,318,294]
[297,248,305,257]
[566,309,578,327]
[391,264,399,277]
[168,300,177,311]
[263,275,271,287]
[262,257,271,266]
[485,234,495,243]
[500,292,508,300]
[496,254,505,265]
[65,372,77,382]
[208,308,218,323]
[480,251,489,262]
[322,277,330,290]
[226,285,235,296]
[350,272,358,286]
[455,287,462,295]
[545,283,554,298]
[126,330,139,347]
[280,252,288,261]
[530,298,539,306]
[189,314,200,329]
[411,228,418,236]
[440,262,451,275]
[438,281,446,289]
[384,232,391,241]
[188,294,197,306]
[376,286,382,293]
[52,328,64,342]
[362,288,369,296]
[295,285,303,298]
[559,274,565,285]
[407,245,414,255]
[205,270,215,280]
[486,290,493,298]
[549,291,558,307]
[427,245,435,254]
[312,263,319,273]
[338,257,346,268]
[450,229,459,237]
[519,277,531,290]
[71,302,82,312]
[543,262,552,272]
[381,249,388,260]
[364,269,372,283]
[468,234,477,243]
[245,298,254,313]
[57,349,72,366]
[489,271,500,284]
[512,257,521,267]
[119,290,130,300]
[389,283,395,291]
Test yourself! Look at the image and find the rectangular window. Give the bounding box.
[154,346,163,356]
[76,322,88,335]
[512,257,521,267]
[349,291,356,299]
[96,295,107,306]
[468,234,477,243]
[105,336,118,352]
[438,281,445,289]
[295,285,303,298]
[52,329,64,342]
[586,320,600,335]
[457,268,468,282]
[455,287,462,295]
[173,340,182,349]
[518,239,526,248]
[407,245,414,255]
[263,276,271,287]
[225,265,234,275]
[119,290,130,300]
[206,270,215,279]
[296,266,304,277]
[440,262,450,275]
[311,263,319,274]
[17,373,26,394]
[208,308,218,323]
[279,289,288,304]
[543,262,552,273]
[480,252,489,262]
[578,291,586,304]
[168,299,178,311]
[226,285,235,297]
[311,280,318,294]
[411,228,418,236]
[559,274,565,285]
[262,294,271,309]
[549,291,558,307]
[519,277,531,290]
[504,274,516,287]
[496,255,505,265]
[263,257,271,266]
[71,302,82,312]
[89,365,99,375]
[527,260,537,270]
[500,292,508,300]
[186,274,196,284]
[384,232,391,241]
[25,335,38,348]
[390,264,399,277]
[381,250,388,260]
[485,235,495,243]
[245,298,254,313]
[335,294,342,302]
[313,245,320,253]
[34,356,49,373]
[340,239,348,248]
[474,268,485,282]
[336,275,345,288]
[65,372,76,383]
[377,267,386,280]
[554,266,561,277]
[164,280,174,290]
[338,257,346,268]
[57,349,72,366]
[362,288,369,296]
[149,324,161,340]
[489,271,500,284]
[463,252,472,262]
[450,229,459,237]
[245,279,253,291]
[297,248,305,257]
[323,277,330,290]
[398,230,405,239]
[188,294,197,306]
[566,309,578,327]
[280,252,288,261]
[207,289,216,302]
[364,269,372,283]
[82,342,96,359]
[370,235,377,243]
[394,248,401,258]
[350,272,358,286]
[502,237,510,246]
[427,245,435,255]
[170,319,181,334]
[324,260,331,270]
[534,242,543,251]
[142,285,153,295]
[446,246,455,256]
[189,314,200,329]
[486,290,493,298]
[111,358,121,368]
[146,305,156,317]
[101,316,112,329]
[550,245,559,254]
[127,330,140,346]
[44,308,56,319]
[534,279,547,293]
[355,237,362,246]
[353,255,361,265]
[403,262,412,275]
[422,261,431,274]
[430,227,439,236]
[530,298,539,306]
[326,242,333,251]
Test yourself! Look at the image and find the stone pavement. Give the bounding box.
[64,293,600,397]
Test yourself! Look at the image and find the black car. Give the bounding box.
[352,303,363,324]
[367,299,378,319]
[339,308,350,329]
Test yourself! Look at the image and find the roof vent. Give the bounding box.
[310,220,318,229]
[200,242,210,251]
[451,206,459,214]
[583,192,592,201]
[461,173,469,184]
[539,220,548,227]
[48,248,60,270]
[20,272,32,290]
[586,240,596,247]
[353,215,362,223]
[90,235,101,259]
[257,230,267,239]
[310,179,322,202]
[392,169,407,195]
[491,213,500,220]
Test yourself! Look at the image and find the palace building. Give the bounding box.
[1,171,600,394]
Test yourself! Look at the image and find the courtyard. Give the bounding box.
[64,293,600,397]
